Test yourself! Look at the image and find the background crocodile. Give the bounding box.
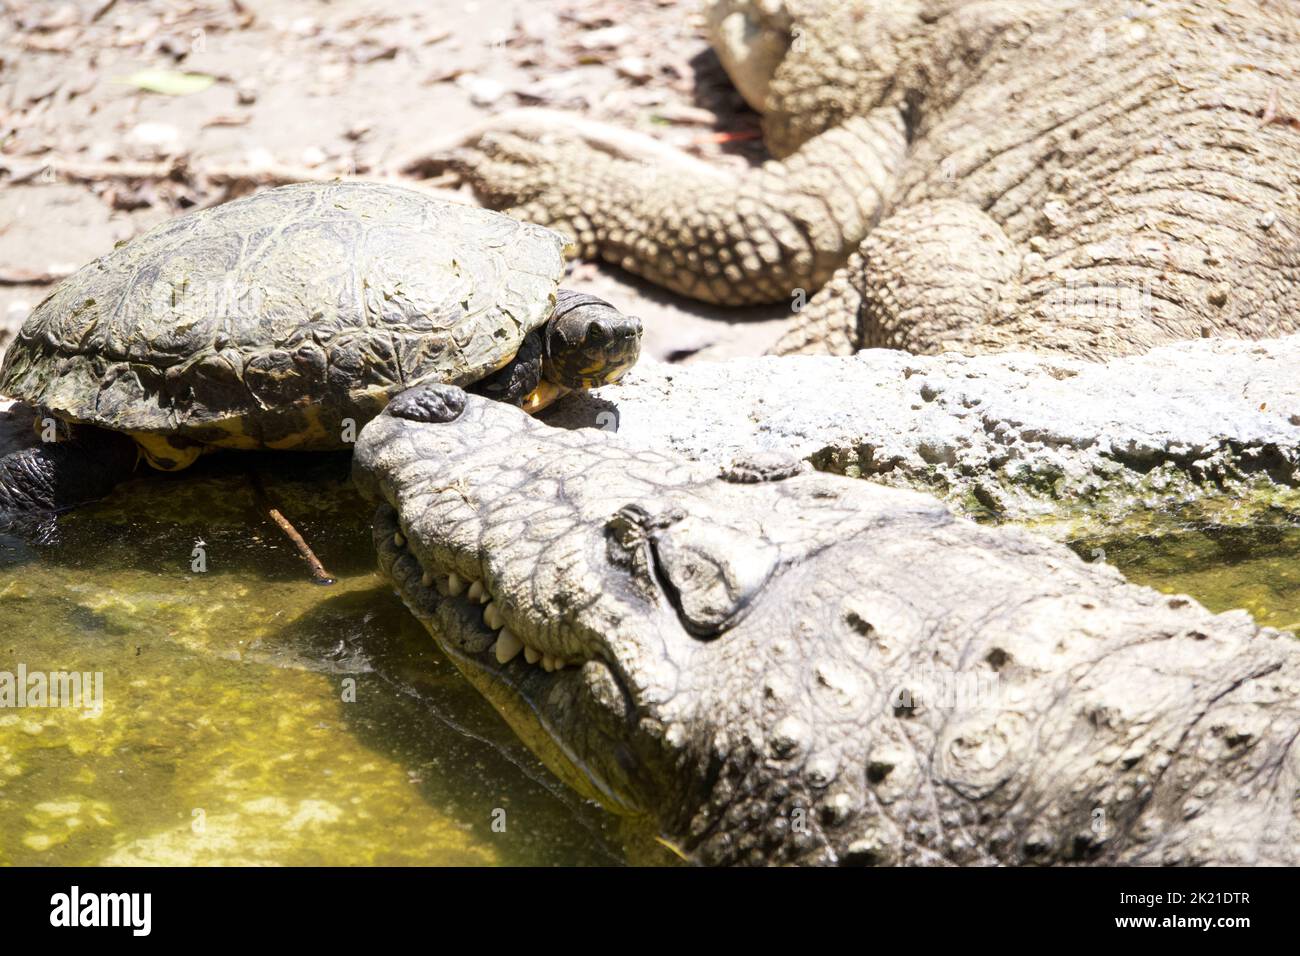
[355,384,1300,866]
[410,0,1300,358]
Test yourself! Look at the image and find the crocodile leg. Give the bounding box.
[406,106,906,306]
[771,199,1023,356]
[767,249,868,356]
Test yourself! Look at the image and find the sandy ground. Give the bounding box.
[0,0,792,367]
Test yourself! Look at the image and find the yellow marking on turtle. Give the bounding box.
[131,432,205,472]
[132,373,546,467]
[198,414,262,450]
[262,404,337,451]
[521,381,570,414]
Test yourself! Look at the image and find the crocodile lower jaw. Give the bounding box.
[373,503,651,818]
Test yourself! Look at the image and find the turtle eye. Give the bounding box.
[583,320,609,345]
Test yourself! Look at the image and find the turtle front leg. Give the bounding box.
[469,328,545,407]
[403,107,905,307]
[0,412,138,519]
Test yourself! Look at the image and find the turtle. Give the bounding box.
[0,181,642,519]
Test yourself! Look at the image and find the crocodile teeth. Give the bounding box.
[393,531,405,547]
[483,602,503,630]
[494,628,524,664]
[467,580,485,603]
[420,570,435,587]
[523,645,542,665]
[542,655,556,672]
[447,573,465,596]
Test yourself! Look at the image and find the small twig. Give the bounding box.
[36,156,324,185]
[0,266,74,285]
[691,129,763,145]
[247,469,336,585]
[91,0,120,22]
[1261,87,1279,125]
[1259,87,1300,131]
[9,155,468,200]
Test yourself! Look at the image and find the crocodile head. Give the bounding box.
[355,384,1300,866]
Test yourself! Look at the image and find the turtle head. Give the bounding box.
[538,290,642,396]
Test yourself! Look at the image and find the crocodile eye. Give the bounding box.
[605,504,776,638]
[647,515,776,639]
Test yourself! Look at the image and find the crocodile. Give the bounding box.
[407,0,1300,359]
[354,383,1300,866]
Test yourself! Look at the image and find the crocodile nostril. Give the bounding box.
[387,384,467,424]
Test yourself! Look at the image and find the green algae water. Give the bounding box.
[0,454,628,866]
[7,454,1296,869]
[1070,519,1300,633]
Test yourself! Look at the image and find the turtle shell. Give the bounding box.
[0,182,569,450]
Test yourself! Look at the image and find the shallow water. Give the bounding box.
[0,454,626,866]
[1070,519,1300,633]
[5,459,1298,868]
